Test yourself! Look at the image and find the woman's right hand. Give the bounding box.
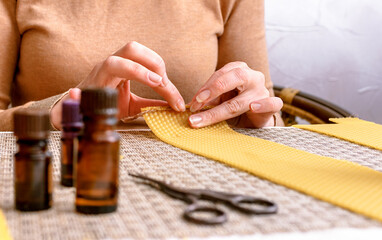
[51,41,185,129]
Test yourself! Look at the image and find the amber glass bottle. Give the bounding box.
[61,99,83,187]
[76,88,120,214]
[13,109,52,211]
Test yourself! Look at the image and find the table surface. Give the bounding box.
[1,127,382,240]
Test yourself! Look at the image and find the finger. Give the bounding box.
[190,62,247,103]
[117,80,131,118]
[191,91,236,110]
[117,80,168,118]
[196,62,248,95]
[98,56,163,88]
[114,42,185,111]
[152,72,185,112]
[114,41,166,77]
[98,56,184,111]
[249,97,283,114]
[190,66,253,112]
[246,97,283,128]
[188,93,251,128]
[69,88,81,101]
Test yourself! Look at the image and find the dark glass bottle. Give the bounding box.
[13,109,52,211]
[76,88,120,214]
[61,99,83,187]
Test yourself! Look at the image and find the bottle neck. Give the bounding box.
[62,125,83,139]
[17,139,48,153]
[83,114,117,133]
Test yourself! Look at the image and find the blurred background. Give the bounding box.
[265,0,382,123]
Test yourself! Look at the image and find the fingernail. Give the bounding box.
[148,72,162,83]
[250,103,261,112]
[176,99,186,112]
[196,90,211,103]
[189,115,202,126]
[190,102,203,112]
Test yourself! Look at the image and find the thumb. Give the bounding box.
[69,88,81,101]
[246,97,283,128]
[249,97,283,114]
[129,94,168,116]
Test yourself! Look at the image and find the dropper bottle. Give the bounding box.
[76,88,120,214]
[13,109,52,211]
[61,99,83,187]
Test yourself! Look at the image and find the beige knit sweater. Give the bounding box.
[0,0,273,130]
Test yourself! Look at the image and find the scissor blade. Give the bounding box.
[128,172,195,202]
[192,189,239,201]
[194,189,277,214]
[129,172,166,187]
[129,172,154,181]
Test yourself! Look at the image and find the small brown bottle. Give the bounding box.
[13,109,52,211]
[61,99,83,187]
[76,88,120,214]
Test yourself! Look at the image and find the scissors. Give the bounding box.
[129,173,277,225]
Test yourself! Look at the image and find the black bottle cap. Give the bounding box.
[80,88,118,116]
[13,109,50,140]
[61,99,83,128]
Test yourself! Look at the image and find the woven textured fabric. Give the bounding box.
[143,107,382,223]
[294,118,382,151]
[2,129,382,239]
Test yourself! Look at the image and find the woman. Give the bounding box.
[0,0,283,130]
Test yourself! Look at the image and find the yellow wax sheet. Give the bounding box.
[294,118,382,151]
[0,211,12,240]
[143,107,382,222]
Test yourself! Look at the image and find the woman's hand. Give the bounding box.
[51,41,185,129]
[188,62,283,128]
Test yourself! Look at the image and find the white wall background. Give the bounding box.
[265,0,382,123]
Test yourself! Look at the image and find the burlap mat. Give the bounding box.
[1,128,382,239]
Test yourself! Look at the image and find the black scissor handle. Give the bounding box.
[229,195,278,214]
[183,204,227,225]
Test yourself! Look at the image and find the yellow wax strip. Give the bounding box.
[143,107,382,222]
[0,211,12,240]
[294,118,382,151]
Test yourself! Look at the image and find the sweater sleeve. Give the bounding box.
[0,0,66,131]
[0,0,23,130]
[0,0,19,110]
[217,0,274,95]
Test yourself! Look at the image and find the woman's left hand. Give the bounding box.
[188,62,283,128]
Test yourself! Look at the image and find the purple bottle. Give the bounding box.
[61,99,83,187]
